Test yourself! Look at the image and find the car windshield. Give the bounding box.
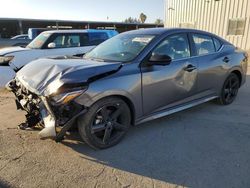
[27,32,51,49]
[84,34,155,62]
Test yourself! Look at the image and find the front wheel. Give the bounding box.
[78,97,131,149]
[217,73,240,105]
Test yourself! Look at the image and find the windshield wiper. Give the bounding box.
[83,57,105,62]
[83,56,120,63]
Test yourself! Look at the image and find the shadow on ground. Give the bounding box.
[61,75,250,188]
[63,110,250,187]
[61,73,250,187]
[0,180,13,188]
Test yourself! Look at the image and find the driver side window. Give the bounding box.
[153,34,190,61]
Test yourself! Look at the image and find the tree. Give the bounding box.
[140,13,147,23]
[155,19,163,25]
[124,17,141,24]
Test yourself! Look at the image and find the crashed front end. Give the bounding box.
[7,78,87,141]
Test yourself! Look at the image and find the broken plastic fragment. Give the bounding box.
[39,114,56,138]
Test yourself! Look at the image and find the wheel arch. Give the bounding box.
[230,69,242,86]
[78,92,137,126]
[111,95,136,126]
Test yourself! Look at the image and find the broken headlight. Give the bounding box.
[0,56,14,66]
[50,88,87,104]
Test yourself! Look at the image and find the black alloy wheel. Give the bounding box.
[218,73,240,105]
[78,97,131,149]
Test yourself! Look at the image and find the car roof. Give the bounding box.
[124,28,229,43]
[125,28,218,36]
[43,29,116,34]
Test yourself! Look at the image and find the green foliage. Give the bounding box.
[123,13,147,24]
[140,13,147,23]
[155,18,163,25]
[124,17,141,24]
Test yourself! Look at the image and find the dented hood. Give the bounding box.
[16,56,122,96]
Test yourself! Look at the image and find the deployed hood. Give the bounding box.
[0,46,30,56]
[16,57,122,96]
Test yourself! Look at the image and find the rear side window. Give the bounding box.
[213,38,222,51]
[152,33,190,61]
[192,34,215,55]
[89,32,109,45]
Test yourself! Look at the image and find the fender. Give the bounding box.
[226,66,245,86]
[75,89,136,109]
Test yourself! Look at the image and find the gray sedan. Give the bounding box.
[7,28,248,149]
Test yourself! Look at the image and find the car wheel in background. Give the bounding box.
[78,97,131,149]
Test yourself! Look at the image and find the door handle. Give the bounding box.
[184,64,197,72]
[223,57,230,63]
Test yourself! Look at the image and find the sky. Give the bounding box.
[0,0,165,23]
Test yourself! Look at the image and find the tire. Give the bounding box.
[217,73,240,105]
[78,97,131,149]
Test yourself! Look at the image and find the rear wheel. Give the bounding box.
[78,97,131,149]
[217,73,240,105]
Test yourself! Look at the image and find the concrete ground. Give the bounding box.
[0,66,249,188]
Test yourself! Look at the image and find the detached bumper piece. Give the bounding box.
[39,96,57,138]
[7,79,86,141]
[55,109,86,142]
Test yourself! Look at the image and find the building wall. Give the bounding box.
[165,0,250,50]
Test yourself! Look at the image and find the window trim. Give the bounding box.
[187,33,224,59]
[191,33,218,56]
[147,32,192,62]
[142,32,226,67]
[212,37,222,52]
[42,33,83,49]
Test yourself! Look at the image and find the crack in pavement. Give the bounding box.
[112,169,131,188]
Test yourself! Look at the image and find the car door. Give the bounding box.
[190,33,226,96]
[141,33,198,115]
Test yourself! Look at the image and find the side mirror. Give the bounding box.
[149,53,172,65]
[48,42,56,49]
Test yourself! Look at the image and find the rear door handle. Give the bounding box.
[184,64,197,72]
[223,57,230,63]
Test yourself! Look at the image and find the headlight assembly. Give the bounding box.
[0,56,14,66]
[50,88,87,104]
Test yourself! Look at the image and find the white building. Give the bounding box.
[165,0,250,50]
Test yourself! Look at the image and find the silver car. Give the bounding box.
[7,28,248,149]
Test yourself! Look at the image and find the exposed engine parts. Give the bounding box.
[7,79,85,141]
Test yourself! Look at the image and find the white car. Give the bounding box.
[0,29,118,86]
[11,34,29,40]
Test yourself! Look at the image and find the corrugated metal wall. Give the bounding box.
[165,0,250,50]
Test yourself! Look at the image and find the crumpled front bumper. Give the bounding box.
[7,79,87,141]
[39,96,87,141]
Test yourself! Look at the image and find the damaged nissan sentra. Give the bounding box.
[6,28,248,149]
